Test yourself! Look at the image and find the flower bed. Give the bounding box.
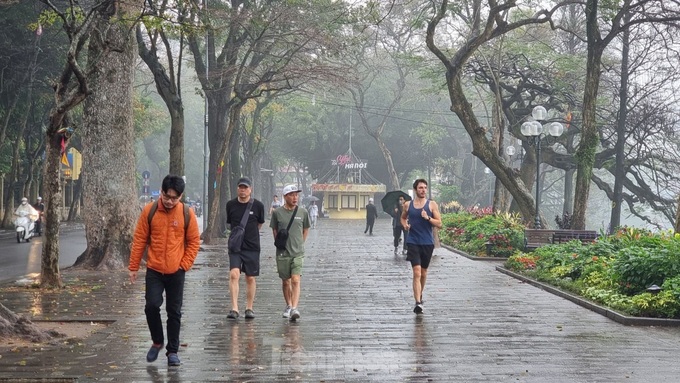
[441,212,680,319]
[504,227,680,319]
[440,208,524,257]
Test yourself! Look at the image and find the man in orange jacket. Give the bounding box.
[129,175,200,367]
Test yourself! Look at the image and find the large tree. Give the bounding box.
[572,0,680,229]
[136,0,189,176]
[186,0,349,242]
[38,0,117,287]
[425,0,565,227]
[74,0,141,269]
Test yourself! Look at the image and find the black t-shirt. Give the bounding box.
[226,198,266,251]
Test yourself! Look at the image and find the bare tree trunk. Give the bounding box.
[1,142,20,228]
[204,104,242,243]
[67,178,82,221]
[572,0,605,230]
[136,25,185,176]
[41,124,66,287]
[376,139,400,191]
[609,11,631,234]
[0,302,55,343]
[75,4,139,270]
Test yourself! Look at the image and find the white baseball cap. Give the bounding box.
[282,184,302,196]
[368,198,374,203]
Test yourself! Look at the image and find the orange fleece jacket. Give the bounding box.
[129,201,200,274]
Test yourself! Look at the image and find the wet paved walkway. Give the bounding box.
[2,218,680,382]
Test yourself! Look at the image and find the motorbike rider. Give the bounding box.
[14,197,39,234]
[33,196,45,236]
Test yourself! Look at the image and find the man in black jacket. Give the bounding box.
[364,198,378,235]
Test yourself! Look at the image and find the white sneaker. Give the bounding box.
[290,308,300,321]
[282,305,292,318]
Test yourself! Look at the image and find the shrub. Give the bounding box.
[610,240,680,295]
[440,211,524,257]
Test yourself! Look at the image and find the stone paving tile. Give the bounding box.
[2,219,680,382]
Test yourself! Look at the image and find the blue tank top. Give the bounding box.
[407,200,434,245]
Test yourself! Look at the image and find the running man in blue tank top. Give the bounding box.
[400,178,442,314]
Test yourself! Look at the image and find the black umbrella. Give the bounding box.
[380,190,411,215]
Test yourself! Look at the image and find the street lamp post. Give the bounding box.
[521,106,564,228]
[505,145,516,167]
[484,167,493,207]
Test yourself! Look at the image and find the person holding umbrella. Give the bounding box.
[392,195,408,255]
[400,179,442,315]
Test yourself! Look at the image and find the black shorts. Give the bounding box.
[406,245,434,269]
[229,249,260,276]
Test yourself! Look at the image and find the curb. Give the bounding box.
[496,266,680,327]
[440,243,508,261]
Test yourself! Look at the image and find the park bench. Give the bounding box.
[524,228,599,251]
[524,229,556,251]
[552,229,598,245]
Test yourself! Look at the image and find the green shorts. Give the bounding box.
[276,253,304,279]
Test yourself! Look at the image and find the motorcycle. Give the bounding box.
[14,211,36,243]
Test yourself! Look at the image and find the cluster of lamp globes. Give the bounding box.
[520,106,564,139]
[506,106,564,158]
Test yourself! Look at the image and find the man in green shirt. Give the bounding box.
[270,184,310,321]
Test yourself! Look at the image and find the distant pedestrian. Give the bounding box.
[129,175,200,366]
[33,196,45,236]
[364,197,378,235]
[401,179,442,315]
[391,195,408,255]
[308,201,319,229]
[270,184,310,321]
[269,195,282,217]
[225,177,265,320]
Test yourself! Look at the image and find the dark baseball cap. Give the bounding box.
[237,177,252,187]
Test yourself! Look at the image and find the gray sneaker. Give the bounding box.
[245,309,255,319]
[282,305,292,318]
[289,308,300,321]
[413,303,424,314]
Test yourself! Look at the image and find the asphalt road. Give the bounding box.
[0,226,86,284]
[0,216,204,285]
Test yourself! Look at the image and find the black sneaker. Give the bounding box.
[227,310,239,319]
[245,309,255,319]
[413,303,424,314]
[167,353,181,366]
[146,343,163,362]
